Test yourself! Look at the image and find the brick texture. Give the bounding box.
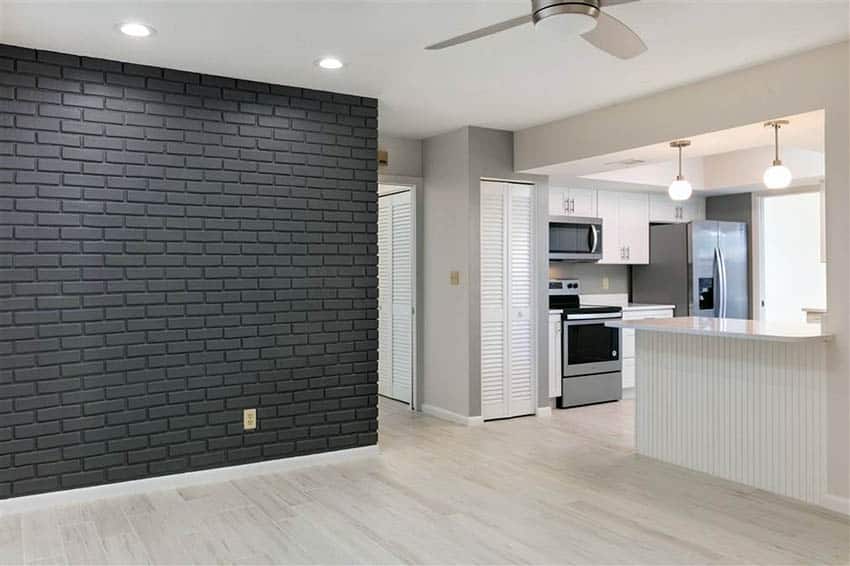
[0,44,379,498]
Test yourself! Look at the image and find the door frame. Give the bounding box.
[752,184,825,321]
[378,177,419,411]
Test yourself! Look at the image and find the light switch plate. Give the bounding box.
[243,408,257,431]
[450,271,460,286]
[602,276,610,290]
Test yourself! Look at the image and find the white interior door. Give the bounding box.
[377,197,392,398]
[480,181,535,421]
[480,181,507,419]
[507,184,535,417]
[390,194,413,404]
[377,189,414,404]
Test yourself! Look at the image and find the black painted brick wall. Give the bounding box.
[0,44,379,498]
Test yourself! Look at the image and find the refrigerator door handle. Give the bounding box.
[713,247,722,318]
[717,248,729,318]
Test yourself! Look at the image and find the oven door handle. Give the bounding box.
[565,313,622,321]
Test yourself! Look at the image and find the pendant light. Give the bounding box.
[668,140,693,201]
[763,120,792,189]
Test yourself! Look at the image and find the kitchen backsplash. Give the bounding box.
[548,262,629,295]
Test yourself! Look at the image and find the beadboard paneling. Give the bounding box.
[635,331,827,505]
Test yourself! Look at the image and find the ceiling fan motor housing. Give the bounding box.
[531,0,601,24]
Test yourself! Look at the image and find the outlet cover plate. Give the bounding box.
[243,408,257,431]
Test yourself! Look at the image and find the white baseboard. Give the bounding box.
[536,406,552,417]
[820,493,850,516]
[421,404,483,426]
[0,445,379,516]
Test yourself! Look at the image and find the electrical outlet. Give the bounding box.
[450,271,460,286]
[602,276,610,290]
[243,408,257,431]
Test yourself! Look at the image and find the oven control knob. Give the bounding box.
[612,350,617,357]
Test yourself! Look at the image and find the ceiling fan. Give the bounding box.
[425,0,647,60]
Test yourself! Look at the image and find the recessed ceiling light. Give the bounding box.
[119,22,154,38]
[316,57,344,70]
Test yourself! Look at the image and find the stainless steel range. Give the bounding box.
[549,279,622,409]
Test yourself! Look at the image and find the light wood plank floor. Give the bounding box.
[1,397,848,565]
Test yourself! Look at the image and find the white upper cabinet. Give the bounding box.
[649,193,706,224]
[597,191,649,265]
[549,187,597,217]
[619,192,649,264]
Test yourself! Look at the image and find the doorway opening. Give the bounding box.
[377,184,416,410]
[757,187,826,323]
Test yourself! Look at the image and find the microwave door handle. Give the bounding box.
[590,225,599,254]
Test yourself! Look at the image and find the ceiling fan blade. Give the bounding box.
[425,15,533,50]
[581,10,647,59]
[599,0,640,6]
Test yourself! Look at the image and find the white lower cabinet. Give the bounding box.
[481,181,536,420]
[548,312,562,399]
[621,308,674,389]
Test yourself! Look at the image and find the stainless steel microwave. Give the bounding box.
[549,216,603,262]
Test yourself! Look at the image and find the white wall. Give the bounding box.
[703,147,825,191]
[515,42,850,504]
[762,192,826,322]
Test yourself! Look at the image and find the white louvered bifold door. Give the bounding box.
[507,184,534,417]
[480,181,508,420]
[377,190,413,404]
[377,196,393,399]
[390,192,413,404]
[480,181,536,420]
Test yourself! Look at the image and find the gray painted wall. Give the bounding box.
[421,128,470,417]
[548,263,630,295]
[0,44,378,498]
[377,135,422,179]
[706,193,752,223]
[421,126,547,419]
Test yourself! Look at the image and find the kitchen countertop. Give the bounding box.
[606,316,833,343]
[802,307,827,313]
[624,303,676,312]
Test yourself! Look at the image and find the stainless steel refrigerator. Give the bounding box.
[632,221,749,319]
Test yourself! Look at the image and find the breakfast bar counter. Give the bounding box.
[605,317,832,507]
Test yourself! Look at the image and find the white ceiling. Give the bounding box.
[0,1,847,140]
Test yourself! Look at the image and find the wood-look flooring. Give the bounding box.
[0,397,847,565]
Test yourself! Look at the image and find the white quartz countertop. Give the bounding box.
[623,303,676,312]
[606,316,832,343]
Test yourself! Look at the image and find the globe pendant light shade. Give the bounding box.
[764,120,792,190]
[763,163,792,189]
[669,177,693,201]
[668,140,692,201]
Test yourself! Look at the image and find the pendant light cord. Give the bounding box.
[774,123,780,163]
[678,145,683,179]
